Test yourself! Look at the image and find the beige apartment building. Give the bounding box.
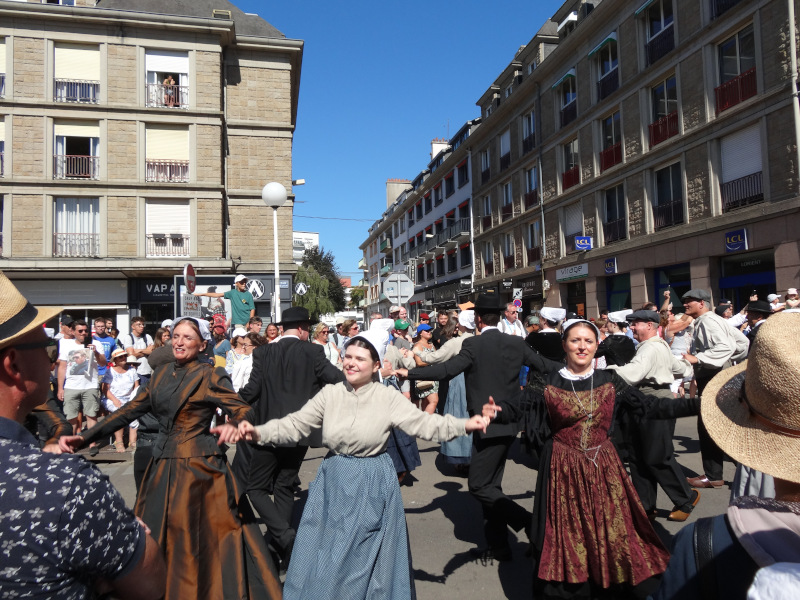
[0,0,302,331]
[471,0,800,317]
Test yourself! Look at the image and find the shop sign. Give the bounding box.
[502,279,513,289]
[181,293,201,317]
[139,279,175,302]
[604,257,617,275]
[575,237,593,251]
[556,263,588,282]
[725,228,748,253]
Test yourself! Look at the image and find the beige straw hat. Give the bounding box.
[0,270,63,350]
[701,312,800,484]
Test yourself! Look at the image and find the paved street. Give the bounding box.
[97,414,735,600]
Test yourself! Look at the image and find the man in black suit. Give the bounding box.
[235,306,344,568]
[401,293,550,561]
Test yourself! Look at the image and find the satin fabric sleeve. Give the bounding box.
[207,366,254,423]
[255,388,327,446]
[79,380,155,445]
[31,400,72,445]
[388,392,467,441]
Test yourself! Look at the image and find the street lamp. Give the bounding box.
[262,182,288,324]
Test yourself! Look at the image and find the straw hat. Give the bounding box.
[0,270,63,350]
[702,312,800,484]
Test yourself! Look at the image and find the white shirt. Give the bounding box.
[59,339,103,390]
[498,317,526,338]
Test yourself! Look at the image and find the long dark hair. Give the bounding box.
[442,314,459,339]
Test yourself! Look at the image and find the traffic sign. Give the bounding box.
[181,293,201,317]
[382,273,414,304]
[247,279,266,300]
[512,287,522,300]
[183,264,196,293]
[513,299,522,309]
[294,282,308,296]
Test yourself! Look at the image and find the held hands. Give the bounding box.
[237,421,261,443]
[58,435,85,454]
[465,415,490,434]
[682,352,699,365]
[209,423,240,445]
[393,368,409,378]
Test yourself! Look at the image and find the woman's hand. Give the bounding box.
[465,415,489,434]
[481,396,503,421]
[209,423,240,445]
[58,435,85,454]
[380,360,393,378]
[237,421,261,443]
[393,368,408,379]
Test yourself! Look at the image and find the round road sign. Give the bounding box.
[294,282,308,296]
[247,279,265,300]
[513,298,522,309]
[184,264,196,294]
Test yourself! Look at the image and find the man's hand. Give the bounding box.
[209,423,240,445]
[58,435,85,453]
[682,353,699,365]
[482,396,503,421]
[235,421,261,442]
[663,290,670,298]
[465,415,489,434]
[393,368,408,378]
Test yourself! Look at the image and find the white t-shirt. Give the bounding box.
[59,338,102,390]
[123,333,154,376]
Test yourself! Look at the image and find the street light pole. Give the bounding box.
[262,182,288,324]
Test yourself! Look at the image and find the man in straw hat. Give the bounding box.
[0,271,165,598]
[653,312,800,599]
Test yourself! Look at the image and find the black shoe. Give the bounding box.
[469,546,512,563]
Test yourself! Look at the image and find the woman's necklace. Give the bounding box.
[568,372,601,467]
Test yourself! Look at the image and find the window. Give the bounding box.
[500,129,511,170]
[522,110,535,153]
[54,43,100,103]
[524,167,538,209]
[600,111,622,172]
[145,125,189,182]
[459,202,470,221]
[0,117,5,178]
[564,202,583,254]
[503,233,515,270]
[603,185,627,243]
[445,172,455,197]
[720,124,763,211]
[480,149,491,184]
[716,25,756,113]
[447,250,457,272]
[435,219,444,234]
[399,218,405,234]
[415,202,422,220]
[457,159,469,187]
[145,50,189,109]
[45,0,75,5]
[54,121,99,180]
[460,243,471,267]
[505,84,513,98]
[653,163,684,230]
[408,208,414,227]
[501,182,514,222]
[484,242,494,276]
[526,221,542,264]
[424,193,432,214]
[644,0,675,66]
[53,197,99,257]
[649,75,678,147]
[559,72,578,127]
[436,256,445,276]
[594,34,619,100]
[417,263,425,283]
[0,38,5,98]
[146,199,190,257]
[433,185,443,206]
[482,195,492,231]
[562,139,580,190]
[426,261,434,279]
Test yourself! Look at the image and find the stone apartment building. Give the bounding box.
[0,0,302,332]
[471,0,800,317]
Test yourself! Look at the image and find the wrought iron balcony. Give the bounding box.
[597,68,619,101]
[648,111,679,147]
[522,134,535,154]
[501,203,514,222]
[721,171,763,212]
[484,261,494,277]
[503,255,515,270]
[53,232,99,257]
[560,100,577,128]
[500,153,511,171]
[653,199,684,231]
[54,79,100,103]
[146,233,189,257]
[146,83,189,108]
[524,190,539,210]
[715,68,757,114]
[562,165,580,191]
[603,218,627,244]
[53,155,99,180]
[646,24,675,66]
[599,142,622,172]
[146,160,189,183]
[526,246,541,264]
[482,214,493,232]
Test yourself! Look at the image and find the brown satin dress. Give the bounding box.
[80,359,282,600]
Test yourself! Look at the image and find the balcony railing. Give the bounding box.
[357,257,367,270]
[711,0,744,18]
[565,232,583,254]
[649,111,679,147]
[524,189,539,210]
[500,153,511,171]
[722,171,764,212]
[562,165,580,190]
[597,68,619,101]
[526,246,541,264]
[54,79,100,103]
[53,232,99,257]
[715,68,757,114]
[379,263,393,276]
[146,160,189,183]
[522,134,535,154]
[481,168,491,184]
[0,73,5,98]
[146,83,189,109]
[380,238,391,253]
[646,24,675,66]
[0,152,4,178]
[560,100,577,128]
[599,142,622,172]
[146,234,189,257]
[603,218,627,244]
[501,203,514,222]
[653,198,684,231]
[484,261,494,277]
[53,155,99,180]
[503,255,515,270]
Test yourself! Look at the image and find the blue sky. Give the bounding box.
[238,1,564,279]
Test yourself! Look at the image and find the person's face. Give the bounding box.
[746,311,765,328]
[683,299,703,318]
[5,328,54,410]
[113,355,127,368]
[94,321,106,335]
[106,319,114,330]
[504,307,518,322]
[248,322,262,334]
[161,330,171,343]
[399,308,408,319]
[420,329,432,340]
[265,324,279,339]
[348,323,359,336]
[239,338,256,355]
[438,313,449,327]
[73,351,86,364]
[598,323,608,335]
[343,344,379,388]
[132,321,145,334]
[316,328,329,342]
[419,316,430,326]
[235,280,247,291]
[629,320,653,342]
[723,306,733,319]
[562,325,597,371]
[172,322,206,364]
[74,324,89,344]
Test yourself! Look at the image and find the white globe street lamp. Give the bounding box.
[262,182,288,324]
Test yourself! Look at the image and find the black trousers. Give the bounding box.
[695,367,726,481]
[468,435,532,550]
[241,444,308,555]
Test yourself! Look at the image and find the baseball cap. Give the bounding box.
[394,319,411,331]
[419,312,430,320]
[234,274,249,283]
[416,323,433,332]
[161,319,173,329]
[767,294,779,302]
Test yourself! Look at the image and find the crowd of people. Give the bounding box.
[1,266,799,599]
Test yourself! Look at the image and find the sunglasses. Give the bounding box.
[7,338,59,362]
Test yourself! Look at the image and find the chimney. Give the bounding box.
[430,138,449,160]
[385,178,411,208]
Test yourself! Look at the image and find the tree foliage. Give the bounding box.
[292,265,336,322]
[348,287,365,309]
[301,246,346,312]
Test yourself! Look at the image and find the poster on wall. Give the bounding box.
[177,283,233,327]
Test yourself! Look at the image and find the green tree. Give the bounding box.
[292,265,336,322]
[348,287,365,309]
[301,246,346,312]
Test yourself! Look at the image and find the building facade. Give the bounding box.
[0,0,302,332]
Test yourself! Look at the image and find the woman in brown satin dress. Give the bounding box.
[60,317,281,600]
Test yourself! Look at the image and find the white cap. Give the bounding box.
[562,319,601,340]
[607,309,633,324]
[389,305,402,314]
[346,329,390,365]
[335,316,345,325]
[172,316,212,340]
[369,318,395,334]
[234,274,249,283]
[787,288,798,296]
[768,294,779,302]
[161,319,173,329]
[232,327,247,338]
[540,307,566,322]
[458,310,475,330]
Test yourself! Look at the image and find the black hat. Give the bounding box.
[60,314,74,325]
[714,305,730,317]
[746,300,773,315]
[279,306,311,326]
[626,309,660,324]
[474,292,503,314]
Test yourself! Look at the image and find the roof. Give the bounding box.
[95,0,285,38]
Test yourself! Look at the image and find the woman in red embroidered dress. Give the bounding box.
[490,319,698,599]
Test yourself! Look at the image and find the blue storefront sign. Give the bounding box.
[604,257,617,275]
[725,228,748,252]
[575,236,593,251]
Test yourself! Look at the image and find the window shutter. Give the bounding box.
[0,39,5,70]
[54,43,100,81]
[146,125,190,160]
[721,124,761,182]
[500,130,511,155]
[146,200,190,235]
[53,120,100,137]
[145,50,189,74]
[0,117,4,143]
[564,203,582,235]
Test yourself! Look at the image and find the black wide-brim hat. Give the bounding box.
[278,306,311,326]
[474,292,503,314]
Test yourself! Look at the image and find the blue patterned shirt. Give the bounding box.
[0,417,145,599]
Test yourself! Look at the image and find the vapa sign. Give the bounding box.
[556,263,589,282]
[725,229,748,253]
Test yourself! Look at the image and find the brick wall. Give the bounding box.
[227,135,291,191]
[196,51,221,111]
[626,172,645,238]
[582,194,596,239]
[107,44,137,106]
[196,198,224,258]
[228,204,293,262]
[12,115,44,178]
[766,105,798,202]
[618,16,639,86]
[541,147,557,202]
[107,120,137,181]
[226,53,292,123]
[760,2,792,91]
[196,124,222,184]
[13,37,44,101]
[675,0,701,44]
[544,209,560,258]
[685,144,711,221]
[680,51,706,132]
[107,196,137,256]
[579,123,594,184]
[622,93,642,159]
[11,195,43,257]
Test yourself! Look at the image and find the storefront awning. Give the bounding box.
[551,68,576,90]
[588,32,617,57]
